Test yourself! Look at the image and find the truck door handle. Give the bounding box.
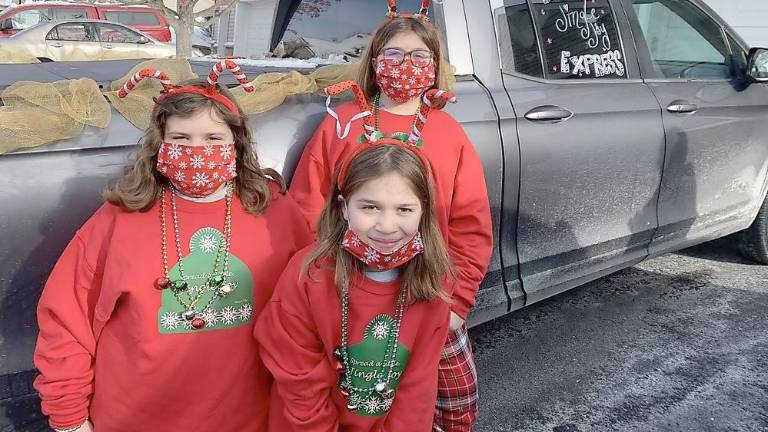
[50,43,63,48]
[103,44,113,49]
[524,105,573,123]
[666,101,698,114]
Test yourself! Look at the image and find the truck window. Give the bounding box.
[632,0,732,80]
[495,0,626,80]
[494,0,545,78]
[277,0,441,62]
[104,11,161,26]
[8,8,51,30]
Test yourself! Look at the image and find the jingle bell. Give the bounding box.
[172,280,188,291]
[182,310,197,321]
[209,274,225,287]
[154,277,171,290]
[218,283,234,296]
[374,381,391,395]
[191,318,206,330]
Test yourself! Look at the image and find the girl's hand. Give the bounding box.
[449,311,465,331]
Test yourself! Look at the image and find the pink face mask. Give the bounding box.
[341,228,424,271]
[374,59,436,104]
[156,142,237,197]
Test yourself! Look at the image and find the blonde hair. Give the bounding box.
[358,16,452,101]
[104,82,283,215]
[303,144,452,303]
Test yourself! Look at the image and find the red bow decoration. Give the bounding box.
[118,60,254,115]
[386,0,430,21]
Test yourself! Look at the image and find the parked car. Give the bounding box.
[0,19,176,62]
[0,2,171,42]
[1,0,768,429]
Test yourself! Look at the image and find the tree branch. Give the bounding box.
[195,0,238,22]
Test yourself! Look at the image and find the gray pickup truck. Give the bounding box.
[2,0,768,429]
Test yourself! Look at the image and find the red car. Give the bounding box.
[0,2,171,42]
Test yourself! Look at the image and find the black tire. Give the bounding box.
[740,194,768,264]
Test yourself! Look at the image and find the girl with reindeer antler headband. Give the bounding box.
[288,1,492,430]
[257,79,456,431]
[33,60,312,432]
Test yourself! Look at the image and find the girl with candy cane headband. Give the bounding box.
[289,2,492,430]
[258,80,455,432]
[33,60,312,432]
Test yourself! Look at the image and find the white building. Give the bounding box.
[215,0,277,57]
[704,0,768,47]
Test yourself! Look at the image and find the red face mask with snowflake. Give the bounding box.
[374,55,436,104]
[341,229,425,271]
[156,142,237,197]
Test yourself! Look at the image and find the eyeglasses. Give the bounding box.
[378,48,433,67]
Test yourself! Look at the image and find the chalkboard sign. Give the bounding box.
[531,0,626,79]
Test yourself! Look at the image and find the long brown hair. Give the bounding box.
[303,144,452,303]
[358,16,452,101]
[104,82,283,215]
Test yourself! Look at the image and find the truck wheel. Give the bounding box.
[740,194,768,264]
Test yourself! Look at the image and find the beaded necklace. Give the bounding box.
[366,93,424,147]
[154,182,235,330]
[335,282,407,411]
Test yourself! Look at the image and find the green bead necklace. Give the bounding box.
[154,182,235,330]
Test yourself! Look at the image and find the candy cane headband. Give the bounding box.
[324,80,456,188]
[387,0,430,21]
[117,60,254,115]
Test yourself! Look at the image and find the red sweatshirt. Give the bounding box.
[256,246,451,432]
[33,185,312,431]
[289,102,493,319]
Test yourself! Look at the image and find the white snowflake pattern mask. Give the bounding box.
[374,59,436,104]
[157,142,237,198]
[341,228,424,271]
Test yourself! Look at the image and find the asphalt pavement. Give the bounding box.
[472,236,768,432]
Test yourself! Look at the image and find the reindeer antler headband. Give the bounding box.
[323,80,456,188]
[386,0,430,21]
[118,60,254,115]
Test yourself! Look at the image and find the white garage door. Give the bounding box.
[704,0,768,47]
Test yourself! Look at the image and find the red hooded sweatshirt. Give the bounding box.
[256,246,451,432]
[33,184,312,431]
[289,101,493,319]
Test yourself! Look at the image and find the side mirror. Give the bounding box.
[747,47,768,83]
[0,18,13,31]
[138,36,149,44]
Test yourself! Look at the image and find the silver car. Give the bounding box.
[0,18,175,62]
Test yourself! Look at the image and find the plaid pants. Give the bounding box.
[433,324,478,432]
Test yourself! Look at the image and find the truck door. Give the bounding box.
[623,0,768,254]
[491,0,666,304]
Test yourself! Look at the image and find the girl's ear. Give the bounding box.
[338,195,349,221]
